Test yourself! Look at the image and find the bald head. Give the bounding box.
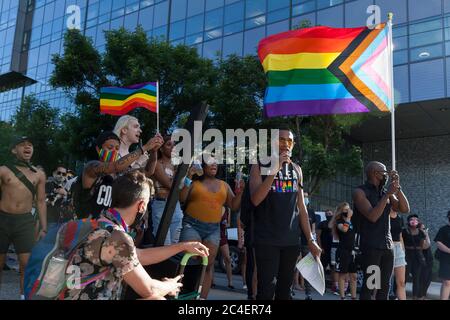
[365,161,386,179]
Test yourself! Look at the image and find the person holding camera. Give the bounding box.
[402,214,427,300]
[352,161,410,300]
[331,202,357,300]
[45,166,70,225]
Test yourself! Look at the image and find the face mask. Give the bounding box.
[304,198,309,206]
[380,175,388,188]
[131,208,147,230]
[98,148,119,163]
[326,216,332,221]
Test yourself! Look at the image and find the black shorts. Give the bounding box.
[439,257,450,280]
[335,248,357,274]
[0,211,36,254]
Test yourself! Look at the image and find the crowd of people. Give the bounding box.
[0,117,449,301]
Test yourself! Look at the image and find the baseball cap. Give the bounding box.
[407,214,419,221]
[95,131,120,148]
[11,136,33,148]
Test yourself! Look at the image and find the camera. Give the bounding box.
[342,211,348,218]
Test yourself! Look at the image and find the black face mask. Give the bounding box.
[326,216,332,221]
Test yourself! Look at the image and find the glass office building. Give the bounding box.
[1,0,450,222]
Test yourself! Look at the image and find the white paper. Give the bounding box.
[296,253,325,296]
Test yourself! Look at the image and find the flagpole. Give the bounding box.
[387,13,396,171]
[156,81,160,133]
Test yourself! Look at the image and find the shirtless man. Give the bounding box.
[0,137,47,299]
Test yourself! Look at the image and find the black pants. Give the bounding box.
[406,249,424,298]
[360,248,394,300]
[245,244,256,299]
[254,244,300,300]
[301,245,312,296]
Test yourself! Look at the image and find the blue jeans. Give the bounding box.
[151,200,183,245]
[179,214,220,247]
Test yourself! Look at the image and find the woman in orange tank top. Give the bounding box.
[179,157,245,300]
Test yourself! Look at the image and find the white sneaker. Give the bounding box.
[20,295,25,300]
[243,285,247,290]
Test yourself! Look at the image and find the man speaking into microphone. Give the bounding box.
[249,127,321,300]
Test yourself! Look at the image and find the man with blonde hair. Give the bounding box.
[113,115,160,171]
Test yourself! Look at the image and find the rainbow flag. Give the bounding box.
[258,24,393,117]
[100,82,158,116]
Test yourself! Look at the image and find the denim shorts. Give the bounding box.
[179,214,220,247]
[393,241,407,268]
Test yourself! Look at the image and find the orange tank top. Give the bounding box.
[185,180,228,223]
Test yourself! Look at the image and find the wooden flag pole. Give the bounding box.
[156,81,160,133]
[387,13,396,171]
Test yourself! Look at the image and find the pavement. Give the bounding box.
[0,262,443,300]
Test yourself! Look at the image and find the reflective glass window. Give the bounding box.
[268,0,290,12]
[292,13,316,29]
[154,1,169,27]
[187,0,205,17]
[408,0,442,22]
[246,15,266,29]
[205,27,222,40]
[345,0,372,28]
[246,0,266,18]
[224,1,244,24]
[267,8,290,24]
[267,20,289,36]
[203,38,222,59]
[222,32,243,57]
[409,30,443,47]
[43,2,55,24]
[170,20,185,40]
[394,50,408,65]
[317,5,344,27]
[317,0,343,10]
[186,14,204,35]
[224,20,244,35]
[292,1,315,16]
[206,0,224,11]
[124,12,139,29]
[153,25,167,40]
[410,43,443,62]
[139,6,154,31]
[410,59,445,101]
[141,0,155,9]
[243,26,265,55]
[205,8,223,30]
[171,0,187,22]
[375,0,407,24]
[185,32,203,45]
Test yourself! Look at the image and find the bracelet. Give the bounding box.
[184,177,192,188]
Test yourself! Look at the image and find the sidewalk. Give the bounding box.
[405,282,441,300]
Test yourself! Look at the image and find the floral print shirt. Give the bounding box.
[64,210,140,300]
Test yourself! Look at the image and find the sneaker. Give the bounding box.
[242,285,247,290]
[20,295,25,300]
[333,289,340,296]
[211,283,216,288]
[305,295,313,301]
[228,285,235,290]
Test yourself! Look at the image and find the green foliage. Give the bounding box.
[0,121,15,165]
[11,96,64,173]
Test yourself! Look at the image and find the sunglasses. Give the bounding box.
[279,137,294,146]
[56,171,67,176]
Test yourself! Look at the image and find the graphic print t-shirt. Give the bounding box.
[253,163,302,246]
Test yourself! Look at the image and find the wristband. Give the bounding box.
[184,177,192,188]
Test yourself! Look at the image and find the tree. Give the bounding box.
[0,121,15,165]
[11,95,63,173]
[50,28,217,162]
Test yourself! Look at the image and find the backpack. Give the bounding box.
[24,217,115,300]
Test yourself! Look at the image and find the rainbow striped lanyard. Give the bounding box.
[106,208,129,234]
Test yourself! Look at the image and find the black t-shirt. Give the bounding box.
[390,215,404,242]
[75,174,115,219]
[402,228,426,248]
[336,218,356,251]
[318,219,333,252]
[434,225,450,260]
[300,207,316,246]
[353,182,392,251]
[253,163,301,247]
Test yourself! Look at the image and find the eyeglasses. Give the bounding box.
[279,137,294,146]
[56,171,67,176]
